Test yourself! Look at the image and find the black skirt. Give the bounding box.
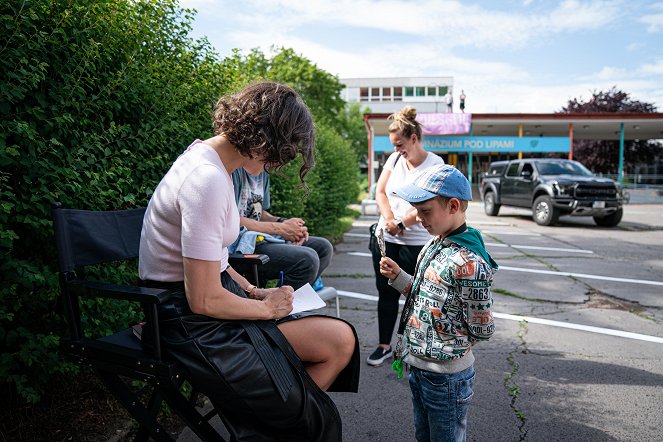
[142,272,360,441]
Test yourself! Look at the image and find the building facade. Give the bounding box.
[340,76,454,114]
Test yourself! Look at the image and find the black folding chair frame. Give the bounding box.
[52,204,268,441]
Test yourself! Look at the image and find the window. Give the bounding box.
[360,87,369,102]
[427,86,436,96]
[488,165,505,176]
[382,87,391,99]
[404,87,414,96]
[415,87,425,96]
[438,86,448,96]
[393,87,402,101]
[371,87,380,102]
[506,162,520,177]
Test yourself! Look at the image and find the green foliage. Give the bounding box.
[1,3,364,406]
[0,0,232,404]
[557,87,663,173]
[270,123,360,239]
[222,47,362,237]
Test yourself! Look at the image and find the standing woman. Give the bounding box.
[139,82,359,441]
[367,106,444,366]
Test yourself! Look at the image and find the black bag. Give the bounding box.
[143,272,357,441]
[368,222,378,252]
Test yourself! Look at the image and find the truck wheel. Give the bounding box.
[484,192,500,216]
[532,195,559,226]
[594,209,623,227]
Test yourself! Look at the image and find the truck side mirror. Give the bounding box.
[521,169,532,178]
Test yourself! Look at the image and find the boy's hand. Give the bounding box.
[379,257,401,280]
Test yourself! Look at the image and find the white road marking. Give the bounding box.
[344,233,370,238]
[492,312,663,344]
[348,252,372,257]
[486,243,594,254]
[335,290,663,344]
[500,265,663,286]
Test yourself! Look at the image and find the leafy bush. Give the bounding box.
[221,47,362,236]
[0,0,231,404]
[0,2,363,406]
[269,122,360,239]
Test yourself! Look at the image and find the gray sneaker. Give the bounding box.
[366,346,393,366]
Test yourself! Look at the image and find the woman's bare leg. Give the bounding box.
[278,316,355,390]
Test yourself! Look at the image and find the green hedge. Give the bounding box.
[0,0,230,404]
[1,1,362,404]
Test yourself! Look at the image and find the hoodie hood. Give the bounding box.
[447,226,498,270]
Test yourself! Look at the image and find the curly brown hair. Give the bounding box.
[388,105,422,141]
[212,82,315,182]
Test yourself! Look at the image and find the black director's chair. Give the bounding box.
[52,204,267,441]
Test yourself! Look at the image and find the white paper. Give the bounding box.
[290,283,327,314]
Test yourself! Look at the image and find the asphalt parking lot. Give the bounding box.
[180,203,663,441]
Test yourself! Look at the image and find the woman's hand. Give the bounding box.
[379,257,401,281]
[262,286,294,319]
[384,219,402,236]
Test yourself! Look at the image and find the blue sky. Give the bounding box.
[180,0,663,113]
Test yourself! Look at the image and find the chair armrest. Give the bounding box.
[228,253,270,266]
[70,280,173,305]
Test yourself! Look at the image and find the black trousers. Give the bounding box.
[370,238,423,345]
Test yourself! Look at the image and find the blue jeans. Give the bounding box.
[409,365,476,442]
[254,236,333,290]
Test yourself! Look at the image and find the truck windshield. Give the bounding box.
[536,161,593,176]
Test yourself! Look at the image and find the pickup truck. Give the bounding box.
[480,158,623,226]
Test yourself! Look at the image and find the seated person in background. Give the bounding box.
[232,168,333,289]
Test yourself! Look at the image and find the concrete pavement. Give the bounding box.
[179,203,663,441]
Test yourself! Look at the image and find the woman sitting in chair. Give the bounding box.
[138,82,358,441]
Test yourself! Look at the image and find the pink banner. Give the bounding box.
[416,113,472,135]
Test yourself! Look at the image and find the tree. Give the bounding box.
[557,87,663,174]
[220,47,362,237]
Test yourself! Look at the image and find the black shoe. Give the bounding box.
[366,346,393,366]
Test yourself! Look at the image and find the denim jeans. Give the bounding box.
[254,236,333,290]
[409,365,476,442]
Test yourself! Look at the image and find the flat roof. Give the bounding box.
[365,112,663,141]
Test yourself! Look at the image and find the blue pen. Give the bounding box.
[278,271,284,287]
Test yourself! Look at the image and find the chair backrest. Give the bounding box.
[52,204,146,273]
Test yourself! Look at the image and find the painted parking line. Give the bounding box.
[335,290,663,344]
[344,233,371,238]
[349,254,660,286]
[500,265,663,286]
[485,243,594,254]
[493,312,663,344]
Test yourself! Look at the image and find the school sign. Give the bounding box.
[373,136,571,153]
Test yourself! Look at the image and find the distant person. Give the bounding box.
[460,90,466,113]
[367,105,444,366]
[232,168,333,290]
[445,90,453,112]
[379,164,498,442]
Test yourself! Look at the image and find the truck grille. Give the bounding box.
[574,184,617,199]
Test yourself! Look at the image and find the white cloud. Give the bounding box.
[185,0,624,50]
[640,59,663,74]
[178,0,661,112]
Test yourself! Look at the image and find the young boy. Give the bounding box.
[379,164,498,442]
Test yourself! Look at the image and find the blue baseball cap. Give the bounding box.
[394,164,473,202]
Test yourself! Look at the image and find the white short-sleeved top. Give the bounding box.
[377,151,445,245]
[139,141,240,281]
